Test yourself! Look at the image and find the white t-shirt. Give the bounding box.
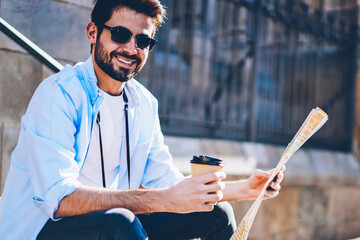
[78,90,126,188]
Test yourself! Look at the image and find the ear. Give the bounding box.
[86,22,98,45]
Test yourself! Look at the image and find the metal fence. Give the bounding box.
[137,0,358,151]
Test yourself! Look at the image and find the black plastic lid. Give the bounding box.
[190,155,224,166]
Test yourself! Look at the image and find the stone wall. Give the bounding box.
[0,32,48,190]
[0,0,91,63]
[0,0,91,190]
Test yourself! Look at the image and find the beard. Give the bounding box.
[94,39,142,82]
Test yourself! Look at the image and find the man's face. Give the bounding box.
[93,8,156,82]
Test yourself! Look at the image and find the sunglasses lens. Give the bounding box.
[136,35,153,50]
[106,25,157,51]
[111,27,132,45]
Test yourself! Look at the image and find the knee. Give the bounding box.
[212,202,236,230]
[102,208,147,239]
[104,208,137,224]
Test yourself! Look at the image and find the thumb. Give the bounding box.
[253,169,271,180]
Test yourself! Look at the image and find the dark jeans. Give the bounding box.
[37,202,236,240]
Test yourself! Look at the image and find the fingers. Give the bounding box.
[264,180,281,199]
[191,191,223,212]
[278,170,284,182]
[268,166,285,183]
[185,185,224,212]
[200,180,225,192]
[273,170,284,184]
[268,181,281,191]
[205,190,224,205]
[191,172,226,206]
[253,169,271,179]
[264,189,279,199]
[193,171,226,184]
[168,172,227,213]
[198,204,214,212]
[264,166,285,198]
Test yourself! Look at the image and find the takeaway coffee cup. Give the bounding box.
[190,155,224,177]
[190,155,224,205]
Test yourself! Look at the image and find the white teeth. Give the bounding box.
[116,56,132,65]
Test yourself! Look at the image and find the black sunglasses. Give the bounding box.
[102,25,158,51]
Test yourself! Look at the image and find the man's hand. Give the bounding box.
[221,166,285,202]
[164,172,226,213]
[245,166,285,200]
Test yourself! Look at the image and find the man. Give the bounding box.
[0,0,284,239]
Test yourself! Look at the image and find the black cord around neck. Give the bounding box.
[97,89,130,189]
[123,90,131,189]
[96,112,106,188]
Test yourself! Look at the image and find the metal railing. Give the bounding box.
[138,0,358,151]
[0,17,63,73]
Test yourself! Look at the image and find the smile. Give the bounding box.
[115,56,134,66]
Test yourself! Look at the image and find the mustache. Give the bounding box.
[110,51,141,63]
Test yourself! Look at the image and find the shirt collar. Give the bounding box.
[124,79,141,108]
[76,56,141,107]
[75,57,100,105]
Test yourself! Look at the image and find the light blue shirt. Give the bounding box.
[0,57,183,240]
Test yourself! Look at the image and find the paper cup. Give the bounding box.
[190,155,224,205]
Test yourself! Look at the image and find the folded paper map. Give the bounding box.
[230,107,328,240]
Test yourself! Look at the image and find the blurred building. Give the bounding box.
[0,0,359,239]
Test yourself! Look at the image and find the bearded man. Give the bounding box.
[0,1,284,239]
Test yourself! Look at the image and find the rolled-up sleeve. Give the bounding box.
[23,79,82,219]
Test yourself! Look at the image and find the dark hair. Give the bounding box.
[91,0,166,33]
[90,0,166,53]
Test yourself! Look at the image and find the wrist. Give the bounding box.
[242,179,257,199]
[238,179,253,200]
[223,180,251,201]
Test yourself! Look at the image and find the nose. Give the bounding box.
[122,37,138,55]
